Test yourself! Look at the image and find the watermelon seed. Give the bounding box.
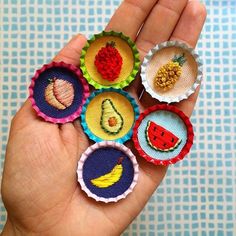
[161,132,164,136]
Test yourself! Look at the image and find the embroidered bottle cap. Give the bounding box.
[29,61,89,123]
[141,41,203,103]
[81,88,139,143]
[77,141,139,203]
[80,31,140,89]
[132,104,194,166]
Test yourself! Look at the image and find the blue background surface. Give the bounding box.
[0,0,236,235]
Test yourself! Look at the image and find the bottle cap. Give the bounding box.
[132,104,194,165]
[29,61,89,123]
[77,141,139,203]
[141,41,203,103]
[81,88,139,143]
[80,31,140,89]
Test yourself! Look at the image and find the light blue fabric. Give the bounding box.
[0,0,235,235]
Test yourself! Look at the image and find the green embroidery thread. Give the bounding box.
[154,53,186,91]
[100,99,124,135]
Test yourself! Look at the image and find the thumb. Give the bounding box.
[53,34,87,66]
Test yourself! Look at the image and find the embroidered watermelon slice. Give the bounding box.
[146,121,181,152]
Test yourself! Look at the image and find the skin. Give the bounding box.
[1,0,207,235]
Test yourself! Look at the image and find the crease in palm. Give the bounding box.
[1,0,206,235]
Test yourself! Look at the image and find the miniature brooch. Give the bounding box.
[77,141,139,203]
[80,31,140,89]
[29,61,89,123]
[141,41,203,103]
[81,88,139,143]
[133,104,194,165]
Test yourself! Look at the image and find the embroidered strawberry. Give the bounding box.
[94,41,123,81]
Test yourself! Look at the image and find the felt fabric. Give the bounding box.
[146,46,198,98]
[137,110,188,161]
[33,67,84,119]
[84,36,134,86]
[82,147,134,198]
[85,91,135,140]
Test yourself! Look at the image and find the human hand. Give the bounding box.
[1,1,206,235]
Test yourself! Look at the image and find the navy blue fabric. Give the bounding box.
[33,67,84,118]
[83,147,134,198]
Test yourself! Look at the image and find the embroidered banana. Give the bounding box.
[154,53,186,91]
[91,157,124,188]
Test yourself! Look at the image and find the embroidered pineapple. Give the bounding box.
[154,53,186,91]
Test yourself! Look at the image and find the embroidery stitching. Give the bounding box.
[154,53,186,91]
[90,157,124,188]
[100,99,124,135]
[145,121,182,152]
[44,77,74,110]
[94,41,123,81]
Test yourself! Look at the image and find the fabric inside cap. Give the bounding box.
[146,46,198,98]
[85,91,135,140]
[82,147,134,198]
[33,67,84,119]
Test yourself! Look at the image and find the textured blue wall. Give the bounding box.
[0,0,236,235]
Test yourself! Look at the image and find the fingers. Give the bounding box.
[174,86,201,117]
[130,1,206,210]
[135,0,188,59]
[105,0,159,40]
[140,1,207,114]
[170,1,207,116]
[53,34,87,66]
[128,0,188,95]
[170,1,207,48]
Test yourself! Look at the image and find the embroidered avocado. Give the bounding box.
[100,99,124,135]
[146,121,182,152]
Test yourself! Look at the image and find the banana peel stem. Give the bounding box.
[117,157,124,164]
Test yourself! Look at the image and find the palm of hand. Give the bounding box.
[1,1,206,235]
